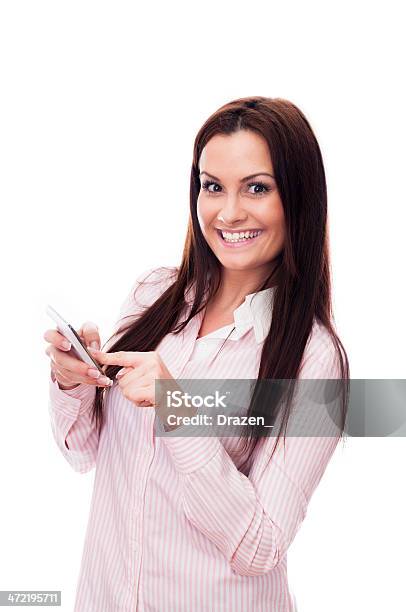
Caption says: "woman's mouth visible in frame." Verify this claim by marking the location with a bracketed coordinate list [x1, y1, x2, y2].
[216, 228, 264, 248]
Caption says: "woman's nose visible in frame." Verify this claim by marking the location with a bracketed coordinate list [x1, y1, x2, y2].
[218, 195, 248, 225]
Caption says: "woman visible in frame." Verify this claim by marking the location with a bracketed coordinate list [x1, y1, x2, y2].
[44, 96, 349, 612]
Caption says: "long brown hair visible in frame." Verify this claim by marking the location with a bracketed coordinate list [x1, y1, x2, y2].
[93, 96, 350, 469]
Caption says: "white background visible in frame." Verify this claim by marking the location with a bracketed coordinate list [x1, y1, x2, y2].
[1, 1, 405, 610]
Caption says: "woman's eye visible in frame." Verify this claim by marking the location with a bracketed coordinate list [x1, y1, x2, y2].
[247, 182, 270, 195]
[201, 180, 221, 193]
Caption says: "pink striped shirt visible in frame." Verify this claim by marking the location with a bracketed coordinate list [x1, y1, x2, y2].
[48, 266, 341, 611]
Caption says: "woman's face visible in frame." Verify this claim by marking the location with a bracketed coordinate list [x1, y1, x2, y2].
[197, 129, 286, 274]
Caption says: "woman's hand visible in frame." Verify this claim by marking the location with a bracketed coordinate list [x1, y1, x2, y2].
[44, 322, 113, 390]
[87, 348, 196, 430]
[87, 348, 174, 406]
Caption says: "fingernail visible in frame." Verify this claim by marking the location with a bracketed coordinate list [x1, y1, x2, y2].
[88, 369, 101, 379]
[116, 369, 125, 378]
[90, 341, 99, 349]
[61, 340, 71, 350]
[87, 346, 97, 352]
[100, 377, 113, 386]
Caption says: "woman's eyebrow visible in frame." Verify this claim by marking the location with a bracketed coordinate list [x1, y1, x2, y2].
[199, 171, 275, 181]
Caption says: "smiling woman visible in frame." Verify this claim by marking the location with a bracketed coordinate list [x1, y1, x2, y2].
[45, 96, 349, 612]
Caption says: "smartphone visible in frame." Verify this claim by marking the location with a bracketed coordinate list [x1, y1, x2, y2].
[46, 304, 105, 374]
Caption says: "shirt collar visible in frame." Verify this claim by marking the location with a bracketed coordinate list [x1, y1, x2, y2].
[185, 279, 276, 344]
[232, 287, 275, 343]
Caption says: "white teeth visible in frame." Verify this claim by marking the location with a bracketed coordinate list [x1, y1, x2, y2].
[220, 230, 262, 242]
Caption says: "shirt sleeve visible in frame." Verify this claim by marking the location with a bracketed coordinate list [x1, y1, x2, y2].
[48, 372, 98, 474]
[48, 265, 178, 474]
[160, 330, 344, 576]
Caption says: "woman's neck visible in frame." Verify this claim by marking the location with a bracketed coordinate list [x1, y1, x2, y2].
[214, 264, 280, 311]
